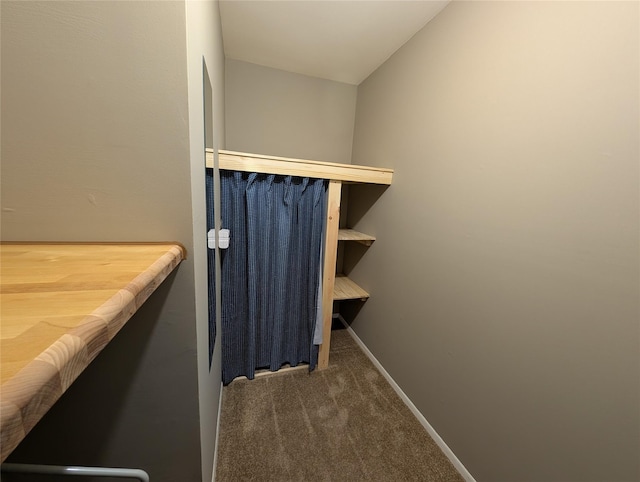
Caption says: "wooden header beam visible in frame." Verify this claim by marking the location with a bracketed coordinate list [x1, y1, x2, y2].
[206, 149, 393, 185]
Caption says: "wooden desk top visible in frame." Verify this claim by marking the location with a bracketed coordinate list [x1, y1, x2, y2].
[0, 243, 186, 462]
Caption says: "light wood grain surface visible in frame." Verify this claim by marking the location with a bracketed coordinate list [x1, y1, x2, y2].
[333, 275, 370, 301]
[338, 229, 376, 246]
[0, 243, 185, 462]
[207, 149, 394, 185]
[318, 180, 342, 370]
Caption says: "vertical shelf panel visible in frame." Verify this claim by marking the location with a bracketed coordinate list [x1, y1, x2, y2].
[318, 180, 342, 370]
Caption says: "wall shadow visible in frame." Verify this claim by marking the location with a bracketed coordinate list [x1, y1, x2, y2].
[345, 183, 389, 227]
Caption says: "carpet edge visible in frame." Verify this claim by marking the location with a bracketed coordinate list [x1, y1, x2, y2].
[335, 315, 477, 482]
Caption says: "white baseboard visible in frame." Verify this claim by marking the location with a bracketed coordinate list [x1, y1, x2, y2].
[211, 381, 224, 482]
[334, 315, 476, 482]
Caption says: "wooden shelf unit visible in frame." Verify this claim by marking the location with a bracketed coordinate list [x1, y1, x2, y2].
[338, 229, 376, 247]
[333, 275, 370, 301]
[208, 149, 392, 370]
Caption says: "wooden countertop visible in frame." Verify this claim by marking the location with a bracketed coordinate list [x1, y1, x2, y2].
[0, 243, 186, 462]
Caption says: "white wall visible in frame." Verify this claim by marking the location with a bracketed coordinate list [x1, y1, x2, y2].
[1, 2, 204, 480]
[350, 2, 639, 481]
[185, 1, 225, 481]
[225, 59, 356, 163]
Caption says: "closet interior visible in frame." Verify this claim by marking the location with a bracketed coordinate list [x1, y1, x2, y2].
[206, 149, 393, 369]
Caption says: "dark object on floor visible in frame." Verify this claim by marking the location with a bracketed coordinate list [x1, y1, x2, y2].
[216, 329, 464, 481]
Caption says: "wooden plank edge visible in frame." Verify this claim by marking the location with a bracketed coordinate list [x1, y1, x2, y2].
[206, 150, 393, 185]
[318, 181, 342, 370]
[219, 149, 392, 173]
[0, 242, 188, 260]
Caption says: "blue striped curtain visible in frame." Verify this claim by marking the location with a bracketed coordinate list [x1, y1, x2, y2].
[221, 170, 327, 385]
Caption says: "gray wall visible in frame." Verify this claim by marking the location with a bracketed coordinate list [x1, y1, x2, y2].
[349, 2, 639, 481]
[185, 1, 226, 481]
[225, 59, 356, 163]
[1, 2, 210, 480]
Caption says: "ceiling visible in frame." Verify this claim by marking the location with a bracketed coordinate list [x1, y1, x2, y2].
[219, 0, 450, 85]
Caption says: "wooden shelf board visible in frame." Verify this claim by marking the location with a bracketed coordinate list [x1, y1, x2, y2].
[333, 275, 369, 301]
[206, 149, 393, 185]
[338, 229, 376, 246]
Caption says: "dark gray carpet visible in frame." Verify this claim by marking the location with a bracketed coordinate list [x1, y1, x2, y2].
[215, 328, 464, 481]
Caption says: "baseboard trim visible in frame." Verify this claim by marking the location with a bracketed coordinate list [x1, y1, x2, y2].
[211, 381, 223, 482]
[334, 315, 476, 482]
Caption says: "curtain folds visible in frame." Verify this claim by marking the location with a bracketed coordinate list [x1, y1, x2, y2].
[221, 170, 327, 385]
